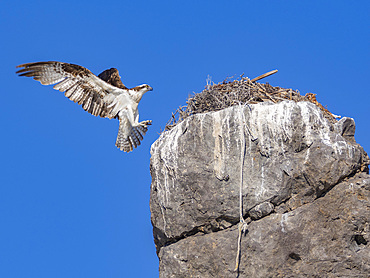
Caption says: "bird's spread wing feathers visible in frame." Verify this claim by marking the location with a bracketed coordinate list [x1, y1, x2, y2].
[16, 61, 123, 119]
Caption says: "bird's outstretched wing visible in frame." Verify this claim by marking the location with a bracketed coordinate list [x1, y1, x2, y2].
[16, 61, 123, 119]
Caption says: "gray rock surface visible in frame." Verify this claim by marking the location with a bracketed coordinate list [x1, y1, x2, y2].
[158, 173, 370, 278]
[150, 101, 369, 277]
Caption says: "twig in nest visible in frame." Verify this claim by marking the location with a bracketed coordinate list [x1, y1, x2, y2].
[251, 69, 278, 83]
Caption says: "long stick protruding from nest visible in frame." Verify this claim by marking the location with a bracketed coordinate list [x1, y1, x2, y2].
[251, 69, 278, 83]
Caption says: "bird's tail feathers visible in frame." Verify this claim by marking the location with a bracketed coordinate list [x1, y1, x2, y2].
[115, 120, 151, 152]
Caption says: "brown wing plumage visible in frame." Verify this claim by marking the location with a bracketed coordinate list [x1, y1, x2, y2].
[98, 68, 128, 90]
[16, 61, 119, 118]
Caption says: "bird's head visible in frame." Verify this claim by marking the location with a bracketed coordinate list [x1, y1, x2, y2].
[131, 84, 153, 103]
[136, 84, 153, 93]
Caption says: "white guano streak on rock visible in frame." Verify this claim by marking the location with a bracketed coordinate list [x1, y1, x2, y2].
[161, 125, 182, 202]
[249, 102, 293, 158]
[299, 102, 331, 146]
[298, 102, 357, 162]
[280, 213, 288, 233]
[264, 102, 292, 139]
[192, 113, 207, 150]
[224, 110, 232, 154]
[151, 122, 184, 235]
[212, 111, 224, 180]
[248, 102, 296, 197]
[212, 109, 234, 181]
[198, 113, 206, 141]
[331, 132, 358, 160]
[257, 165, 267, 200]
[276, 102, 296, 153]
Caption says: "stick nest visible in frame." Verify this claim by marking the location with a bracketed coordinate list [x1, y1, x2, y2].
[164, 76, 337, 131]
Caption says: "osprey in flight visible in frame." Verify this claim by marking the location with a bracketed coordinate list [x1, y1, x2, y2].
[16, 61, 153, 152]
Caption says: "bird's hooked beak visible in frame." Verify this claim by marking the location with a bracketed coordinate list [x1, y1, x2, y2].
[148, 86, 153, 91]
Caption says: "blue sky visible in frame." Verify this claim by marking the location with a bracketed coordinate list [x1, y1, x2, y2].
[1, 1, 369, 277]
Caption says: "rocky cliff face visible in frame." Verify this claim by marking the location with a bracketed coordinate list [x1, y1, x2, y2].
[150, 101, 369, 277]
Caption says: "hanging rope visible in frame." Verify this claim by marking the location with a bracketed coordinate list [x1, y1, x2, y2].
[234, 104, 249, 272]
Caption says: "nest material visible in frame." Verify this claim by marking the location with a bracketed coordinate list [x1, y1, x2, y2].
[164, 76, 337, 131]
